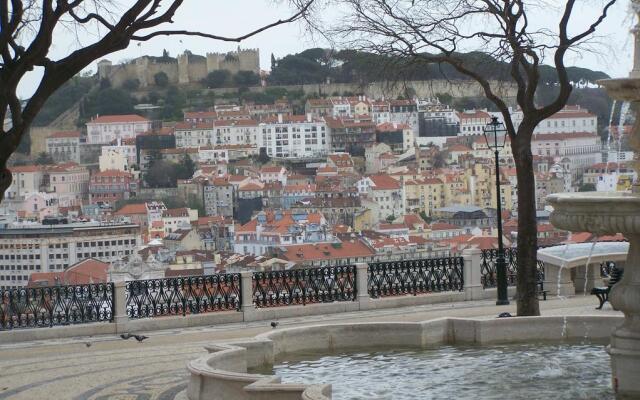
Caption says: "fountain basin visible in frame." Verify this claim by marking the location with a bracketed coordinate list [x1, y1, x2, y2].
[598, 78, 640, 102]
[547, 192, 640, 235]
[262, 343, 612, 399]
[186, 316, 623, 400]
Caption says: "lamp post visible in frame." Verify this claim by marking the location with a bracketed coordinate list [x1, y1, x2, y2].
[483, 116, 509, 306]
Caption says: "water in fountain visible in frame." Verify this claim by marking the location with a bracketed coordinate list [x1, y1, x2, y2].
[606, 100, 617, 174]
[618, 101, 631, 175]
[583, 240, 598, 295]
[557, 243, 571, 300]
[260, 344, 613, 399]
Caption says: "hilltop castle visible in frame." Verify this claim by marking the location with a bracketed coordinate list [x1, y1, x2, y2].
[97, 47, 260, 88]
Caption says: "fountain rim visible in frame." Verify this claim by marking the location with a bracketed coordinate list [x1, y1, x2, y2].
[547, 191, 640, 205]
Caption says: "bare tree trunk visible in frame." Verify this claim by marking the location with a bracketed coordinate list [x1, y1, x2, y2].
[0, 167, 11, 203]
[512, 127, 540, 316]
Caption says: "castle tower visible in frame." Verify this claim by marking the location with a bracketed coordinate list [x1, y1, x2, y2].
[97, 60, 113, 80]
[238, 48, 260, 74]
[206, 53, 221, 74]
[136, 57, 150, 87]
[177, 52, 190, 84]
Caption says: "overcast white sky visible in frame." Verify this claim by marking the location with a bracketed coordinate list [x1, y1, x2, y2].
[17, 0, 637, 97]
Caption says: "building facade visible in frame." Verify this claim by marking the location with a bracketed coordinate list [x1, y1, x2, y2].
[0, 222, 140, 289]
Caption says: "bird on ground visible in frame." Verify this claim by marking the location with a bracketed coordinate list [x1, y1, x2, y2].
[134, 335, 148, 342]
[270, 321, 279, 329]
[85, 342, 92, 348]
[120, 333, 133, 340]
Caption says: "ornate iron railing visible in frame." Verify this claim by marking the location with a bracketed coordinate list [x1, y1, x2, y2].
[126, 274, 241, 318]
[0, 283, 114, 330]
[368, 257, 464, 298]
[480, 248, 545, 289]
[252, 266, 356, 308]
[599, 261, 619, 277]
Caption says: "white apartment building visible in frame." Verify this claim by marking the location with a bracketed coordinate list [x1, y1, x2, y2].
[86, 114, 152, 144]
[46, 163, 90, 207]
[99, 148, 129, 172]
[357, 174, 406, 222]
[534, 105, 597, 135]
[532, 132, 602, 180]
[259, 114, 329, 159]
[0, 221, 141, 289]
[5, 165, 44, 201]
[101, 138, 137, 166]
[457, 110, 493, 135]
[371, 101, 391, 124]
[174, 122, 214, 148]
[214, 119, 259, 146]
[46, 131, 82, 163]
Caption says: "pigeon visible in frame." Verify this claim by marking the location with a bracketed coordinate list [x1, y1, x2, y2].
[120, 333, 133, 340]
[85, 342, 92, 348]
[270, 321, 279, 329]
[134, 335, 148, 342]
[498, 312, 513, 318]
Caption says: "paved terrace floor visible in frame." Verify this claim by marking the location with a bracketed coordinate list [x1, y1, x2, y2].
[0, 296, 621, 400]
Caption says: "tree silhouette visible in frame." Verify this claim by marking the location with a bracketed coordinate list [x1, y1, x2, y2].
[0, 0, 315, 203]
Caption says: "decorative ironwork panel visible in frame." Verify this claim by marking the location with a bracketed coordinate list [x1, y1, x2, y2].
[252, 266, 356, 308]
[368, 257, 464, 298]
[0, 283, 114, 330]
[480, 248, 545, 289]
[126, 274, 241, 318]
[599, 261, 618, 277]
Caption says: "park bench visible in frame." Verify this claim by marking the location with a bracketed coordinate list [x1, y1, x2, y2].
[591, 263, 624, 310]
[537, 280, 548, 301]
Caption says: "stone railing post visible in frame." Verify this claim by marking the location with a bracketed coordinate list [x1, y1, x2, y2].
[463, 249, 483, 301]
[114, 281, 129, 333]
[240, 271, 255, 319]
[355, 263, 371, 310]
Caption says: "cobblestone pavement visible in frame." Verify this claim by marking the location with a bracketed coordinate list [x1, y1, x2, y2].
[0, 296, 620, 400]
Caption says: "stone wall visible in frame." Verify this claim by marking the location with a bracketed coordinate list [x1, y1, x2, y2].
[101, 49, 260, 88]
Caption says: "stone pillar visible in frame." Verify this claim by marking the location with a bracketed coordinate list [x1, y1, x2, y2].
[240, 271, 255, 319]
[463, 249, 483, 300]
[355, 263, 372, 310]
[609, 234, 640, 398]
[574, 263, 602, 294]
[113, 281, 129, 333]
[544, 264, 575, 297]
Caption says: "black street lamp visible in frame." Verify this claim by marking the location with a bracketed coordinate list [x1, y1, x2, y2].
[483, 116, 509, 306]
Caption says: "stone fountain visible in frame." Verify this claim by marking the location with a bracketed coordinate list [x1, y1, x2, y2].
[547, 1, 640, 397]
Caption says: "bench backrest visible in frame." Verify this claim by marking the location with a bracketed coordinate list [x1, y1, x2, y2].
[609, 267, 624, 287]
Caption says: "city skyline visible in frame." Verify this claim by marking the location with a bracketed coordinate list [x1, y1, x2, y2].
[15, 0, 636, 98]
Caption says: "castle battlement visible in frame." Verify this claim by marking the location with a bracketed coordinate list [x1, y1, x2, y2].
[99, 48, 260, 88]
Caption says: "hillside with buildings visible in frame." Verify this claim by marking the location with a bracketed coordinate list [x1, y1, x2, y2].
[0, 90, 630, 289]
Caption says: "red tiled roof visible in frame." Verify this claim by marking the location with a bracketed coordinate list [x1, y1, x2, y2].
[457, 110, 492, 120]
[48, 131, 81, 139]
[10, 165, 42, 173]
[163, 208, 190, 218]
[89, 114, 149, 124]
[376, 122, 411, 132]
[27, 259, 109, 287]
[92, 169, 133, 178]
[279, 240, 375, 262]
[448, 144, 472, 152]
[115, 203, 147, 215]
[369, 174, 401, 190]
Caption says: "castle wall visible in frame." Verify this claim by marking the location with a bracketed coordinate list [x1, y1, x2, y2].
[103, 49, 260, 88]
[188, 61, 208, 83]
